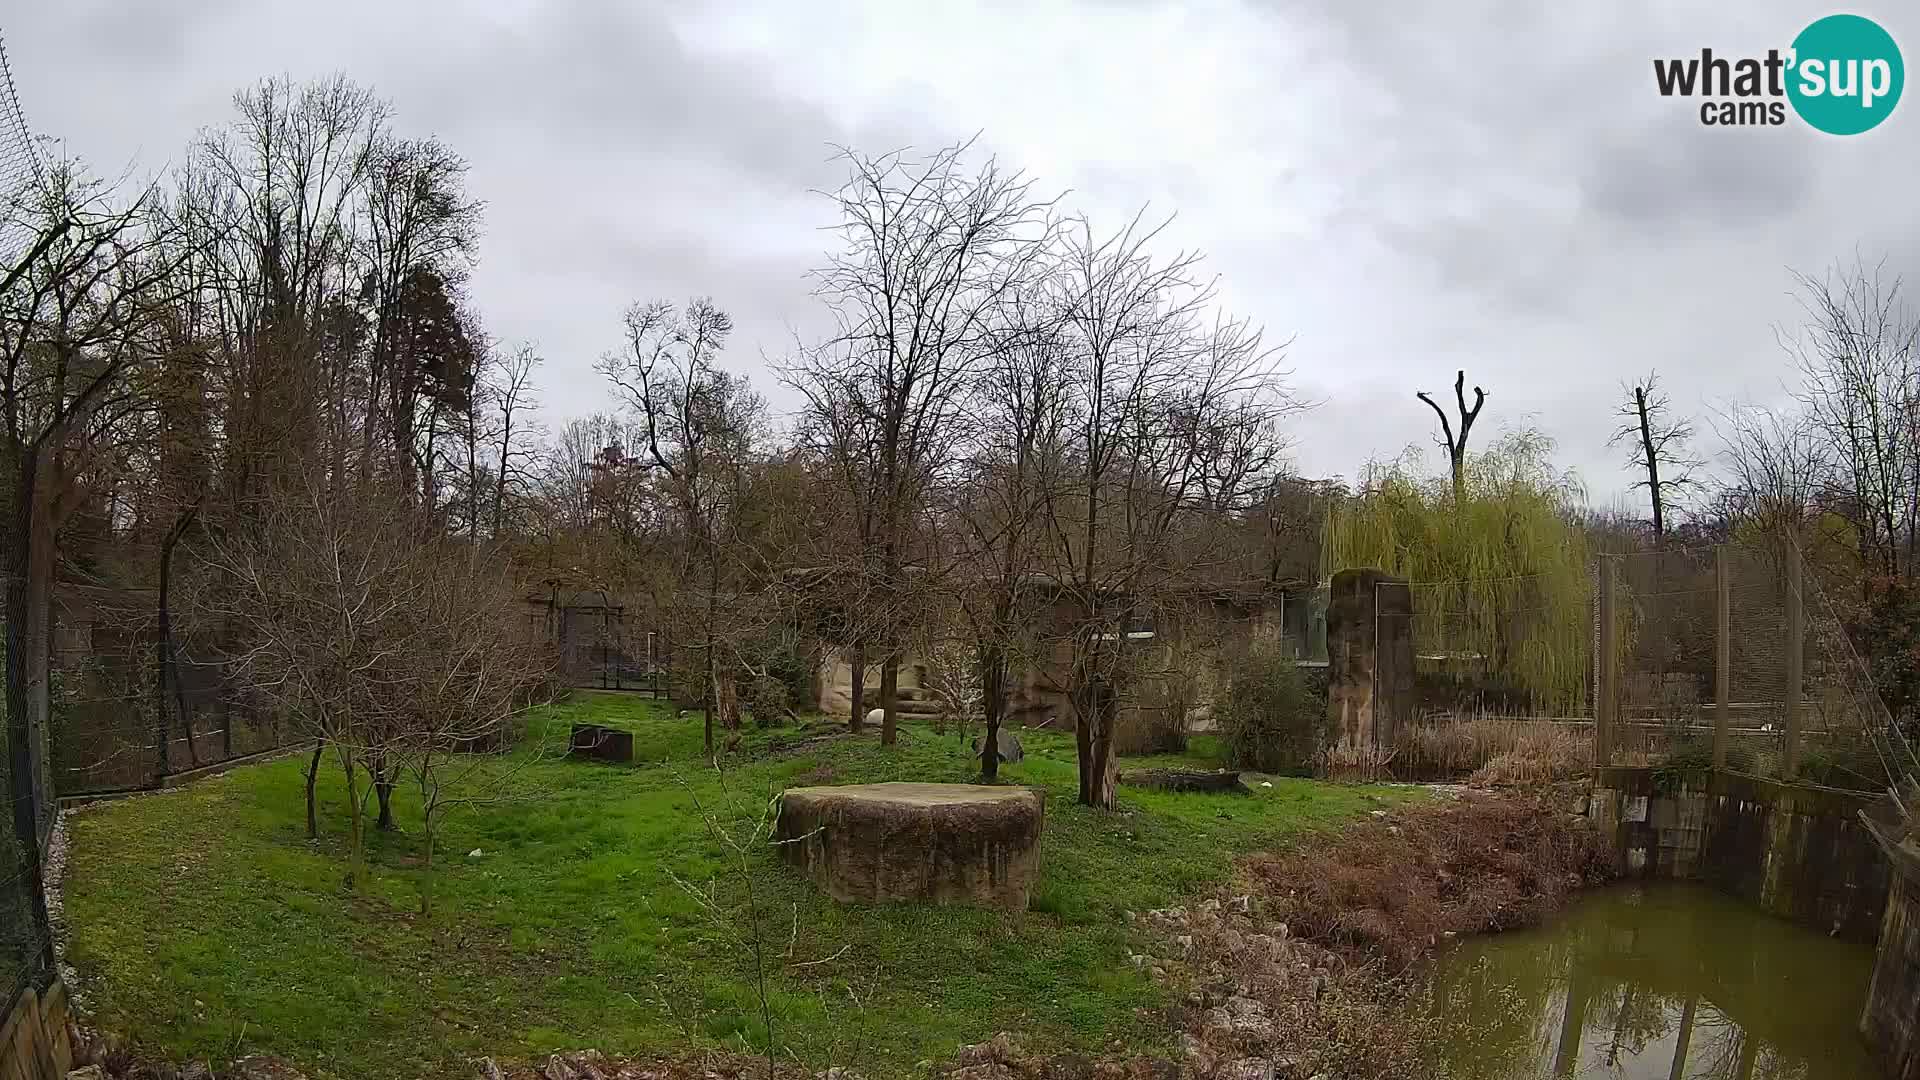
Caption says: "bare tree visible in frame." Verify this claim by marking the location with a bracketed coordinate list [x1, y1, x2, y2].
[1608, 371, 1702, 541]
[1712, 401, 1826, 546]
[598, 298, 766, 755]
[1, 160, 189, 870]
[1783, 258, 1920, 578]
[1417, 369, 1486, 504]
[1037, 212, 1294, 808]
[485, 342, 542, 536]
[944, 290, 1071, 779]
[200, 474, 543, 890]
[790, 139, 1059, 746]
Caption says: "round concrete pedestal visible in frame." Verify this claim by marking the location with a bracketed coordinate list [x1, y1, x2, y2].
[774, 782, 1044, 909]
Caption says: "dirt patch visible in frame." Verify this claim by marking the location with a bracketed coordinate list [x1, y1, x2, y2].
[1122, 785, 1616, 1079]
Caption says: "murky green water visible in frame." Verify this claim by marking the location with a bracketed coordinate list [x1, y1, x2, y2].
[1431, 883, 1879, 1079]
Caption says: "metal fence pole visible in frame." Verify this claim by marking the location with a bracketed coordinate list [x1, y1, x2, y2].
[1785, 544, 1804, 781]
[1597, 556, 1617, 768]
[1715, 544, 1731, 770]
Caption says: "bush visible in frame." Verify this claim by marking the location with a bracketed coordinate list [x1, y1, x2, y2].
[745, 675, 791, 728]
[1219, 646, 1323, 775]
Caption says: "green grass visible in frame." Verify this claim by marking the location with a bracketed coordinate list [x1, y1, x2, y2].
[62, 693, 1418, 1078]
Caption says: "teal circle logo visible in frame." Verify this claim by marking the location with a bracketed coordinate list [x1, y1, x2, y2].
[1787, 14, 1903, 134]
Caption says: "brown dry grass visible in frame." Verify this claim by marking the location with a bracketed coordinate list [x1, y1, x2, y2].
[1394, 712, 1590, 783]
[1244, 788, 1613, 970]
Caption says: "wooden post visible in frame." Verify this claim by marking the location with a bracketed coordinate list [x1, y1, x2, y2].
[1597, 557, 1617, 767]
[1714, 545, 1730, 770]
[1784, 546, 1804, 780]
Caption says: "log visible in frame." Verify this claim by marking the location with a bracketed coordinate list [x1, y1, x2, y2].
[1117, 768, 1249, 794]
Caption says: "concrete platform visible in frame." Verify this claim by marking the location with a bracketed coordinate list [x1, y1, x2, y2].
[774, 782, 1044, 909]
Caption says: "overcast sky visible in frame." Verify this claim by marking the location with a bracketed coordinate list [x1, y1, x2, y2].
[8, 1, 1917, 507]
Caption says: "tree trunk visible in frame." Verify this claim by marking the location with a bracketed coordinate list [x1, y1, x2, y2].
[879, 654, 899, 747]
[373, 755, 396, 831]
[702, 641, 716, 757]
[1635, 386, 1666, 540]
[979, 646, 1007, 782]
[342, 748, 366, 893]
[304, 743, 324, 840]
[848, 644, 868, 732]
[1072, 665, 1118, 808]
[155, 502, 201, 777]
[0, 448, 55, 977]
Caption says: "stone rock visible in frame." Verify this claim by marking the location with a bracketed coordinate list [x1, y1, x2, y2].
[953, 1031, 1019, 1065]
[1217, 1060, 1275, 1080]
[229, 1057, 308, 1080]
[865, 708, 885, 728]
[474, 1058, 507, 1080]
[946, 1067, 1015, 1080]
[776, 783, 1044, 909]
[1176, 1032, 1209, 1065]
[970, 727, 1025, 765]
[541, 1054, 580, 1080]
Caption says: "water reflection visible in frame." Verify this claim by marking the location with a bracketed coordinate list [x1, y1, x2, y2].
[1430, 884, 1878, 1079]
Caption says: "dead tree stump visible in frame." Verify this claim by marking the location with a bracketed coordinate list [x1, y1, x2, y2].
[774, 782, 1044, 909]
[1117, 768, 1249, 794]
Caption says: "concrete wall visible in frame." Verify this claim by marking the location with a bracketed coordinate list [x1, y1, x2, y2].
[0, 980, 71, 1080]
[1863, 843, 1920, 1080]
[1325, 568, 1413, 763]
[1589, 766, 1888, 942]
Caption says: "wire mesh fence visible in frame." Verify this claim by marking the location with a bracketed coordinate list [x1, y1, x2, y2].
[0, 31, 40, 267]
[0, 26, 56, 1020]
[1376, 536, 1908, 789]
[525, 592, 667, 693]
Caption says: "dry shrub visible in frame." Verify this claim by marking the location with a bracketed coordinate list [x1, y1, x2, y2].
[1244, 790, 1614, 970]
[1113, 702, 1189, 756]
[1396, 712, 1591, 781]
[1467, 727, 1588, 787]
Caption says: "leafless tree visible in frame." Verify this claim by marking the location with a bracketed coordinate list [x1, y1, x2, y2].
[789, 138, 1059, 746]
[942, 289, 1071, 779]
[1037, 212, 1295, 808]
[1608, 371, 1702, 541]
[1417, 369, 1486, 504]
[199, 474, 543, 890]
[1712, 400, 1826, 547]
[1783, 257, 1920, 578]
[1, 159, 190, 869]
[598, 298, 768, 755]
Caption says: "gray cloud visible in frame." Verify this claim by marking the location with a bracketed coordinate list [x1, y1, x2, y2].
[9, 0, 1920, 510]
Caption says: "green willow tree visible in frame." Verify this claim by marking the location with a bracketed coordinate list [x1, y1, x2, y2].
[1322, 430, 1591, 713]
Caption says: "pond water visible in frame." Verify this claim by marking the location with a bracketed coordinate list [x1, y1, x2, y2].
[1430, 883, 1879, 1079]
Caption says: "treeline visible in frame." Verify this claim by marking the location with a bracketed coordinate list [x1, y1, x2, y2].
[1, 77, 1314, 848]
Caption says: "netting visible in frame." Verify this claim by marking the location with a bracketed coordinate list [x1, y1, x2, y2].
[0, 31, 41, 267]
[0, 26, 56, 1018]
[1372, 537, 1909, 790]
[48, 580, 296, 795]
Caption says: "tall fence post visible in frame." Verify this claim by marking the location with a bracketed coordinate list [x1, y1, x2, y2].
[1714, 544, 1731, 770]
[1597, 556, 1616, 768]
[1784, 544, 1804, 781]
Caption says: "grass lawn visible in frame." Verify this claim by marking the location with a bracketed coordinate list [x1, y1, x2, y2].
[62, 693, 1418, 1078]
